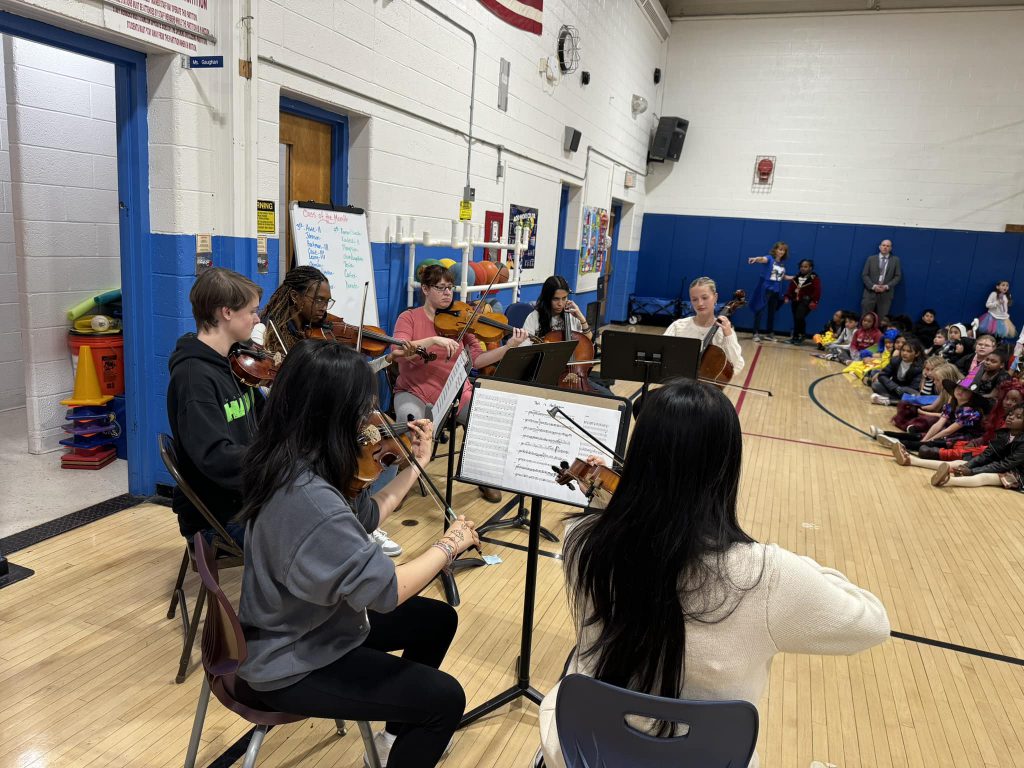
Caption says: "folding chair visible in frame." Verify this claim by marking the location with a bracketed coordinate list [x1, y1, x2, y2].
[158, 433, 244, 683]
[184, 534, 380, 768]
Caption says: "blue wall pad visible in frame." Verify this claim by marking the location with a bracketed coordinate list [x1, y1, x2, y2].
[638, 214, 1024, 334]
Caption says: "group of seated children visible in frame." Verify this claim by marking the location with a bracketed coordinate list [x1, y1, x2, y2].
[805, 286, 1023, 493]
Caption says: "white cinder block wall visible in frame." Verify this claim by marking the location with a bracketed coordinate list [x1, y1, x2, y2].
[645, 8, 1024, 231]
[0, 47, 21, 412]
[3, 37, 121, 453]
[256, 0, 667, 279]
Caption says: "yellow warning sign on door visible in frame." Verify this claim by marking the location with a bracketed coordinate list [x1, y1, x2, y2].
[257, 200, 276, 234]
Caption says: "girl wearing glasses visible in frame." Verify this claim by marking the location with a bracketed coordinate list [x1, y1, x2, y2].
[261, 266, 338, 355]
[392, 265, 528, 503]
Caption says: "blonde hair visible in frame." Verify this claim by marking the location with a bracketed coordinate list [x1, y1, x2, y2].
[689, 276, 718, 294]
[930, 362, 962, 409]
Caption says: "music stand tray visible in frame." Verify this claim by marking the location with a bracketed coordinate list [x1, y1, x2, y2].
[492, 340, 578, 386]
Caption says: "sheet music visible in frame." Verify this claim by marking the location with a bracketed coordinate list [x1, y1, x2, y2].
[460, 384, 624, 506]
[431, 350, 471, 423]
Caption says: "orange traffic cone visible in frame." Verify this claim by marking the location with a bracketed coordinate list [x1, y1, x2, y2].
[62, 345, 114, 406]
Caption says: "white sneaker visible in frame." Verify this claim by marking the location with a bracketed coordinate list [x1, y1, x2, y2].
[868, 425, 880, 438]
[752, 334, 762, 342]
[371, 529, 403, 557]
[364, 730, 453, 767]
[870, 393, 890, 406]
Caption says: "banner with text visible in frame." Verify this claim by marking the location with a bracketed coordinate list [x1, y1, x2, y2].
[104, 0, 215, 56]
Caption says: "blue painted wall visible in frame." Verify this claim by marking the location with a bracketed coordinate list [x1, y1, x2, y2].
[637, 214, 1024, 334]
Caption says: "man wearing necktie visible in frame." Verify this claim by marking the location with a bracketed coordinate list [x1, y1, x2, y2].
[861, 239, 901, 317]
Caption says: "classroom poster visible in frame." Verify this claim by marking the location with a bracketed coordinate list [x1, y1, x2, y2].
[578, 206, 609, 276]
[508, 204, 538, 270]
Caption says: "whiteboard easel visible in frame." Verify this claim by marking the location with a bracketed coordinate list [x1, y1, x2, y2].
[291, 201, 379, 326]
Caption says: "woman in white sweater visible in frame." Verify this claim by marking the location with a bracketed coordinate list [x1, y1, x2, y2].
[538, 379, 890, 768]
[664, 276, 745, 379]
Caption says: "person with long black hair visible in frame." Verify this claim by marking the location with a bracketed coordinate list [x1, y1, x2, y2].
[537, 379, 890, 768]
[519, 275, 611, 395]
[234, 340, 479, 768]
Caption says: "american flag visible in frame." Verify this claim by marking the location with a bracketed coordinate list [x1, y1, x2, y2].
[478, 0, 542, 35]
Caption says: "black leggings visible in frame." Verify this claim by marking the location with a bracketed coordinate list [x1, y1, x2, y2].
[253, 597, 464, 768]
[791, 299, 813, 338]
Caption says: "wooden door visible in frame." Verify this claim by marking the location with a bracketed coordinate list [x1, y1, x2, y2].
[279, 112, 332, 270]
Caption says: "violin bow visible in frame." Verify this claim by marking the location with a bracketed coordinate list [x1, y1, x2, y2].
[356, 281, 369, 352]
[450, 265, 504, 351]
[370, 410, 485, 557]
[266, 318, 289, 355]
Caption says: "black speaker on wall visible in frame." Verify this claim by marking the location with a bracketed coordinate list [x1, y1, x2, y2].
[649, 117, 688, 162]
[564, 126, 582, 153]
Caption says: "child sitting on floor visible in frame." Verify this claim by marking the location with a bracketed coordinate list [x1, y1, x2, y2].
[926, 328, 947, 357]
[876, 379, 986, 454]
[844, 331, 896, 381]
[890, 404, 1024, 491]
[870, 360, 961, 439]
[870, 338, 924, 405]
[813, 309, 848, 349]
[829, 311, 882, 363]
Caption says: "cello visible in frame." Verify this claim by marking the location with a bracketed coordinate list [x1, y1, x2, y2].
[544, 310, 596, 392]
[697, 290, 747, 388]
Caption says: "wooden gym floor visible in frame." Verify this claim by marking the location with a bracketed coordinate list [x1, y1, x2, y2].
[2, 331, 1023, 768]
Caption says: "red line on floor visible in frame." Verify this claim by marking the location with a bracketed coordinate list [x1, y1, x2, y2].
[734, 344, 762, 414]
[743, 431, 890, 457]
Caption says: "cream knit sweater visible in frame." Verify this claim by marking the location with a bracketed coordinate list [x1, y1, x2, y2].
[664, 316, 745, 375]
[539, 542, 890, 768]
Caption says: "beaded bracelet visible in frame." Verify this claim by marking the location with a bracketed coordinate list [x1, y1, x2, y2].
[431, 539, 457, 567]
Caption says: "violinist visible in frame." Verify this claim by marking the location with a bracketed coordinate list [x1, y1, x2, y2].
[166, 267, 265, 546]
[261, 265, 410, 556]
[235, 340, 478, 768]
[538, 379, 890, 768]
[520, 275, 611, 395]
[260, 265, 416, 367]
[392, 264, 528, 502]
[664, 276, 745, 381]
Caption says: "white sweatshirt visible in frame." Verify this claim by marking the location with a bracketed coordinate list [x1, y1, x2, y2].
[663, 316, 745, 375]
[539, 542, 890, 768]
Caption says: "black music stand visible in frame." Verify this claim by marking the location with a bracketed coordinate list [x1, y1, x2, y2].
[600, 331, 701, 416]
[477, 340, 580, 542]
[456, 379, 630, 728]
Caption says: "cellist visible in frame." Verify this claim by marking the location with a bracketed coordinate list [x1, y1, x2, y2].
[519, 275, 612, 395]
[664, 276, 745, 382]
[392, 264, 527, 503]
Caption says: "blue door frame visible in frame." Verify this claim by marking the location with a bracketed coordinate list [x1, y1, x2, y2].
[0, 12, 153, 493]
[279, 97, 349, 206]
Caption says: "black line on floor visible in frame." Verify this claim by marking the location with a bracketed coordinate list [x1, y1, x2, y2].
[0, 492, 169, 555]
[807, 371, 873, 439]
[891, 630, 1024, 667]
[205, 726, 262, 767]
[479, 535, 563, 561]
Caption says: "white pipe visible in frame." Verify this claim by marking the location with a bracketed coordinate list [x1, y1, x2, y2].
[450, 220, 459, 248]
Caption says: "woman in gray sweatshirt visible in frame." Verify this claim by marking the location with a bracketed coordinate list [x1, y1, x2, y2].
[234, 340, 480, 768]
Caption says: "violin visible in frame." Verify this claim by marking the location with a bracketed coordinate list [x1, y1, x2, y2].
[697, 290, 747, 389]
[434, 300, 544, 346]
[553, 458, 620, 501]
[544, 310, 595, 392]
[228, 343, 283, 387]
[348, 412, 417, 498]
[308, 313, 436, 364]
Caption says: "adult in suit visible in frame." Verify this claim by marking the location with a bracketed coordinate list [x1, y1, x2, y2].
[861, 239, 901, 317]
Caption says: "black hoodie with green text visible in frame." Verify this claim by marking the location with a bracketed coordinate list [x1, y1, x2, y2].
[167, 334, 263, 537]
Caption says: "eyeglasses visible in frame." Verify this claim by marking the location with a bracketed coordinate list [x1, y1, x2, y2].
[310, 297, 335, 309]
[430, 284, 455, 294]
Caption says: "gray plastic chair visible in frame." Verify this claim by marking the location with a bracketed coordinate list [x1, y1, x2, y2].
[555, 674, 758, 768]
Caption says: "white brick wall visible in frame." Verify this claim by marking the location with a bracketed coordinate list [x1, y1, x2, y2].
[0, 42, 22, 412]
[257, 0, 666, 280]
[645, 8, 1024, 231]
[3, 36, 120, 453]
